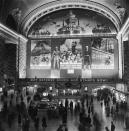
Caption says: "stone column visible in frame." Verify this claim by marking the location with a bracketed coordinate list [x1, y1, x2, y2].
[125, 93, 129, 128]
[124, 34, 129, 129]
[117, 33, 123, 79]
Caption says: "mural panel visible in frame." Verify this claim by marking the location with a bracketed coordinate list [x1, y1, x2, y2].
[91, 38, 115, 69]
[28, 37, 118, 78]
[60, 39, 82, 69]
[28, 9, 117, 36]
[30, 40, 51, 69]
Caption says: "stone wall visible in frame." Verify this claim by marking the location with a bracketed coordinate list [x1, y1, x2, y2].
[4, 43, 16, 80]
[123, 41, 129, 82]
[0, 38, 5, 86]
[0, 39, 16, 86]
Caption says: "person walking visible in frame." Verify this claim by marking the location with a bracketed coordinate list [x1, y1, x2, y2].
[57, 124, 63, 131]
[65, 98, 69, 109]
[65, 126, 68, 131]
[70, 101, 73, 115]
[62, 108, 67, 124]
[34, 116, 39, 130]
[7, 113, 12, 128]
[88, 106, 91, 114]
[42, 116, 47, 131]
[111, 121, 115, 131]
[105, 126, 110, 131]
[18, 113, 21, 127]
[25, 117, 30, 131]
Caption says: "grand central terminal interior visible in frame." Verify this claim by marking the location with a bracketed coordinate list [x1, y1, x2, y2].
[0, 0, 129, 131]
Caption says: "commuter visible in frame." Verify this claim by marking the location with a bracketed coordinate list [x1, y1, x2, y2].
[0, 121, 4, 131]
[74, 104, 78, 115]
[78, 123, 85, 131]
[77, 101, 80, 112]
[91, 104, 94, 114]
[93, 112, 101, 131]
[65, 126, 68, 131]
[18, 113, 21, 127]
[87, 99, 88, 108]
[22, 118, 26, 131]
[113, 97, 116, 105]
[90, 95, 93, 104]
[81, 98, 85, 108]
[106, 106, 110, 117]
[62, 107, 67, 124]
[60, 102, 63, 108]
[22, 117, 30, 131]
[57, 124, 63, 131]
[111, 121, 115, 131]
[42, 116, 47, 131]
[7, 113, 12, 128]
[34, 116, 39, 130]
[88, 106, 91, 114]
[105, 126, 110, 131]
[87, 114, 92, 127]
[100, 101, 103, 107]
[65, 98, 69, 109]
[25, 117, 30, 131]
[70, 101, 73, 113]
[79, 111, 84, 123]
[111, 106, 114, 116]
[116, 102, 119, 114]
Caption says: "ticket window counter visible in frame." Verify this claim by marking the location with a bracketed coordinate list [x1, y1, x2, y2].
[58, 89, 80, 97]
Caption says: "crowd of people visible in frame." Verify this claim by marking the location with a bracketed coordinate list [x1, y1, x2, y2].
[0, 88, 127, 131]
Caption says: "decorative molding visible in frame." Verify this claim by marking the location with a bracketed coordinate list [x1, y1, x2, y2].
[0, 23, 28, 79]
[19, 39, 27, 78]
[28, 33, 117, 39]
[118, 17, 129, 41]
[0, 23, 28, 44]
[11, 8, 22, 23]
[19, 0, 121, 36]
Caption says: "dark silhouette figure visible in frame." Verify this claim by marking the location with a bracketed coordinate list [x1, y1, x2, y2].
[62, 107, 67, 124]
[18, 113, 21, 126]
[111, 121, 115, 131]
[65, 126, 68, 131]
[8, 113, 12, 128]
[105, 126, 110, 131]
[70, 101, 73, 114]
[42, 117, 47, 131]
[65, 98, 69, 109]
[57, 125, 63, 131]
[35, 116, 39, 130]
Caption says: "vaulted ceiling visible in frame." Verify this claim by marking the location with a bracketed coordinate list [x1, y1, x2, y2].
[1, 0, 128, 36]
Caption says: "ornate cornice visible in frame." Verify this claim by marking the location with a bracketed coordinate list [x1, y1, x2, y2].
[0, 23, 28, 44]
[19, 0, 121, 36]
[118, 17, 129, 41]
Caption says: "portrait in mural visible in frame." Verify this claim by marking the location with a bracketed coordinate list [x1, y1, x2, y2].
[30, 40, 51, 69]
[60, 39, 82, 69]
[51, 46, 60, 70]
[83, 45, 91, 69]
[91, 38, 115, 69]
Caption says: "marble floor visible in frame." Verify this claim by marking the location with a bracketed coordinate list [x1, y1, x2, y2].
[0, 98, 129, 131]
